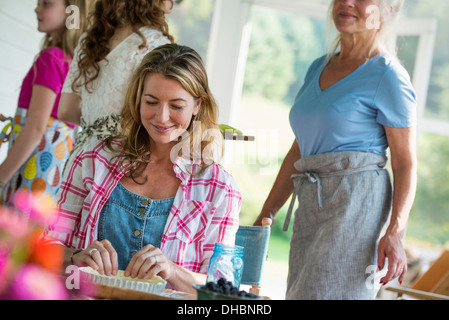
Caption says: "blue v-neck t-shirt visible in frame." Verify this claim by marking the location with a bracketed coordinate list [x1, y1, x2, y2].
[289, 51, 416, 158]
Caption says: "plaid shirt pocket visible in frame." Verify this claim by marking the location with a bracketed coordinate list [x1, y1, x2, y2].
[175, 200, 214, 244]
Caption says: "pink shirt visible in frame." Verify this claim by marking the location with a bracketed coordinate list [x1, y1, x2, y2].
[18, 47, 73, 126]
[44, 140, 241, 274]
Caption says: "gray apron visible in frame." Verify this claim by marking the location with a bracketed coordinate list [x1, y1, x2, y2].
[284, 151, 392, 300]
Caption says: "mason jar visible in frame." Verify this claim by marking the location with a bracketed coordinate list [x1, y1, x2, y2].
[206, 243, 244, 288]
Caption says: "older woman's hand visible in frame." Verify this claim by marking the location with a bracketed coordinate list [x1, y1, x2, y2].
[71, 240, 118, 276]
[377, 232, 407, 286]
[124, 244, 174, 281]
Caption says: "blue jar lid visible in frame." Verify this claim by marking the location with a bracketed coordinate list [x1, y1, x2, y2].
[214, 243, 244, 256]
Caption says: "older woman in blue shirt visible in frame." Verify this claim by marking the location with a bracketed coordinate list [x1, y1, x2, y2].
[255, 0, 417, 299]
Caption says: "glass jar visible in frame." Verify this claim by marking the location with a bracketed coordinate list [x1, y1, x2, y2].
[206, 243, 244, 288]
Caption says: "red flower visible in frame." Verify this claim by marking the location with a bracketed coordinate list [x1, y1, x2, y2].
[27, 231, 64, 274]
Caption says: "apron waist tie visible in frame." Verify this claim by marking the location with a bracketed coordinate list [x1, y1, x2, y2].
[283, 165, 382, 232]
[283, 172, 322, 232]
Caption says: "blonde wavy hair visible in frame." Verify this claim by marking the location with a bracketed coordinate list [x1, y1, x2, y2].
[106, 44, 222, 181]
[41, 0, 94, 58]
[71, 0, 174, 93]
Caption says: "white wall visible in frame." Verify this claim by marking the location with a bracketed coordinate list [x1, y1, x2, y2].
[0, 0, 42, 160]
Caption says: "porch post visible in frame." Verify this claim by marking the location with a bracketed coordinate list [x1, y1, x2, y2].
[206, 0, 252, 125]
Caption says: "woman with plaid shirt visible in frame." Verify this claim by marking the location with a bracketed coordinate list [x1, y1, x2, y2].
[44, 44, 241, 293]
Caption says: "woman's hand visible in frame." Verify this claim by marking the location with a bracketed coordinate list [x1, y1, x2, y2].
[124, 244, 173, 280]
[71, 240, 118, 276]
[377, 232, 407, 286]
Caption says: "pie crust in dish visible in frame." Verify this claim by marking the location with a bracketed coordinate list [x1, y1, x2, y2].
[80, 267, 167, 295]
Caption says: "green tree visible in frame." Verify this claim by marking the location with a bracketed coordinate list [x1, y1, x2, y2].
[243, 8, 327, 104]
[433, 63, 449, 119]
[243, 8, 295, 102]
[408, 133, 449, 245]
[167, 0, 215, 58]
[278, 14, 327, 104]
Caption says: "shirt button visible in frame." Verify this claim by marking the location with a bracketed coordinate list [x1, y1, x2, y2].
[139, 208, 146, 214]
[141, 199, 149, 206]
[133, 230, 141, 237]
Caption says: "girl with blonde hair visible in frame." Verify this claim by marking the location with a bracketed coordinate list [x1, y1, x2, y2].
[45, 44, 240, 294]
[0, 0, 93, 206]
[58, 0, 175, 176]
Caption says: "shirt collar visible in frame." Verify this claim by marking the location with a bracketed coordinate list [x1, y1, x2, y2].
[173, 157, 205, 181]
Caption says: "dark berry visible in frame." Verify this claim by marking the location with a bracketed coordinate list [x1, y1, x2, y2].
[203, 278, 257, 299]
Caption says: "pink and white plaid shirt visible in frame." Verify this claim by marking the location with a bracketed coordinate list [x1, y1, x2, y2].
[44, 140, 241, 274]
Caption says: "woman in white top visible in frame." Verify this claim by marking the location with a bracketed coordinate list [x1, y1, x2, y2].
[58, 0, 174, 173]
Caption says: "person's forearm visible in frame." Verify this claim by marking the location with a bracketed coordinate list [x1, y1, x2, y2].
[386, 162, 417, 237]
[384, 126, 418, 238]
[58, 93, 82, 126]
[0, 85, 55, 185]
[0, 124, 46, 184]
[58, 106, 81, 125]
[168, 262, 207, 293]
[62, 246, 79, 268]
[255, 141, 301, 225]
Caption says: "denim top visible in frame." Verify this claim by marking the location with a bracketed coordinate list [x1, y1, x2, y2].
[98, 181, 174, 270]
